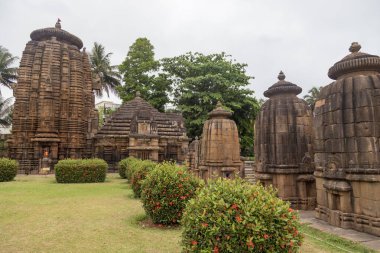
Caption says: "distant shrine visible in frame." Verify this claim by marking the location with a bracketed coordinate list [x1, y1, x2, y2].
[8, 20, 99, 173]
[94, 92, 189, 169]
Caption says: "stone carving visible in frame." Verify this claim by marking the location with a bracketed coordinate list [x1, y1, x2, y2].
[188, 102, 243, 181]
[94, 93, 189, 169]
[254, 71, 315, 210]
[7, 20, 99, 173]
[314, 42, 380, 236]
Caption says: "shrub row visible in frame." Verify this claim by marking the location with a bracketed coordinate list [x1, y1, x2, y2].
[130, 159, 156, 198]
[55, 158, 107, 183]
[118, 157, 139, 179]
[0, 158, 18, 182]
[181, 178, 303, 252]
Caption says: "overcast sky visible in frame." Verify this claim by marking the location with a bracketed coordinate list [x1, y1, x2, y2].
[1, 0, 380, 103]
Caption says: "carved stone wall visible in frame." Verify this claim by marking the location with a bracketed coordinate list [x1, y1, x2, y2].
[188, 102, 242, 181]
[94, 93, 189, 169]
[314, 42, 380, 236]
[254, 72, 315, 210]
[8, 20, 99, 173]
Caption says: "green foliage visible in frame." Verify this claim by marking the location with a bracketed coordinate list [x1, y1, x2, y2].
[117, 38, 171, 111]
[0, 46, 18, 91]
[141, 162, 201, 225]
[303, 86, 322, 111]
[181, 178, 303, 253]
[0, 96, 13, 127]
[98, 106, 116, 127]
[55, 159, 108, 183]
[90, 42, 121, 97]
[118, 157, 139, 179]
[130, 159, 157, 198]
[161, 52, 260, 156]
[0, 158, 18, 182]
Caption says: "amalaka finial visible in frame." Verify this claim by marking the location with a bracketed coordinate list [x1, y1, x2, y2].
[349, 42, 361, 53]
[136, 91, 141, 97]
[216, 101, 223, 108]
[55, 18, 61, 29]
[278, 71, 286, 81]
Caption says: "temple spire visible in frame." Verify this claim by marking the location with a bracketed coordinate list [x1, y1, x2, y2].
[55, 18, 61, 29]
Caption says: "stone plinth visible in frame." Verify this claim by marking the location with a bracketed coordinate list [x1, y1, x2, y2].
[191, 102, 242, 181]
[314, 42, 380, 236]
[254, 72, 315, 210]
[8, 20, 99, 173]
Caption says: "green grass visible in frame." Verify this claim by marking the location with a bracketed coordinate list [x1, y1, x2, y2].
[0, 174, 376, 253]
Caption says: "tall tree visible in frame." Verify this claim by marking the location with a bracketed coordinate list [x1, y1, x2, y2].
[0, 46, 18, 92]
[0, 96, 13, 127]
[118, 38, 171, 112]
[303, 86, 322, 111]
[90, 42, 121, 97]
[161, 52, 260, 156]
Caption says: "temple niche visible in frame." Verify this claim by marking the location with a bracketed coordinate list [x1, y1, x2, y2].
[8, 20, 99, 173]
[254, 72, 315, 210]
[314, 42, 380, 236]
[94, 92, 189, 169]
[188, 102, 243, 181]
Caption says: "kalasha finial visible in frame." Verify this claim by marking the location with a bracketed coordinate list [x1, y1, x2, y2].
[278, 71, 286, 81]
[136, 91, 141, 97]
[55, 18, 61, 29]
[349, 42, 361, 53]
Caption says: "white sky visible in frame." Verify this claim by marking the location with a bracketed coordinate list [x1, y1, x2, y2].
[1, 0, 380, 103]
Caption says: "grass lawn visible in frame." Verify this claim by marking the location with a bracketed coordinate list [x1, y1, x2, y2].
[0, 174, 376, 253]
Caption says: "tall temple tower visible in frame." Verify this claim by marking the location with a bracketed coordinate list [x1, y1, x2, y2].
[254, 72, 315, 210]
[8, 20, 99, 173]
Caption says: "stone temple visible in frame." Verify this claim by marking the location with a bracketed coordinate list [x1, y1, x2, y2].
[94, 92, 189, 169]
[254, 72, 315, 210]
[188, 102, 242, 181]
[8, 20, 99, 173]
[314, 42, 380, 235]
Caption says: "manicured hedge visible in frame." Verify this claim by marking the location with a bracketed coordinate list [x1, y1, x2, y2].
[181, 178, 303, 252]
[0, 158, 18, 182]
[118, 157, 139, 179]
[141, 162, 201, 225]
[55, 159, 107, 183]
[130, 159, 156, 198]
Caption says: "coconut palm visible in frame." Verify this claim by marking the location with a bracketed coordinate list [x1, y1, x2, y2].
[304, 86, 322, 111]
[90, 42, 121, 97]
[0, 96, 13, 127]
[0, 46, 18, 92]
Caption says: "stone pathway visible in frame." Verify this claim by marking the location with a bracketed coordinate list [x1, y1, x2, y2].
[300, 211, 380, 252]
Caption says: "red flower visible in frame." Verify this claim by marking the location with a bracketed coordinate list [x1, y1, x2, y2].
[231, 203, 238, 210]
[288, 208, 293, 212]
[191, 240, 198, 246]
[180, 196, 186, 200]
[235, 215, 242, 222]
[213, 246, 219, 253]
[263, 234, 269, 239]
[169, 202, 174, 206]
[201, 223, 208, 228]
[247, 240, 255, 249]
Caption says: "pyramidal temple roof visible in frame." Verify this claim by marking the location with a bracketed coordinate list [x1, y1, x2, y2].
[95, 94, 187, 138]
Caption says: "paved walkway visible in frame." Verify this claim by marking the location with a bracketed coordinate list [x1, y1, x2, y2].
[300, 211, 380, 252]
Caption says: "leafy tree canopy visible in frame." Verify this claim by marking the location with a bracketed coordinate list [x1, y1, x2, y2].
[0, 46, 18, 93]
[161, 52, 260, 156]
[118, 38, 171, 112]
[303, 86, 322, 111]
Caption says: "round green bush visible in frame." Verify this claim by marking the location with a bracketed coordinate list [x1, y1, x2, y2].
[181, 178, 303, 253]
[118, 157, 139, 179]
[0, 158, 18, 182]
[141, 162, 201, 225]
[130, 160, 156, 198]
[55, 158, 108, 183]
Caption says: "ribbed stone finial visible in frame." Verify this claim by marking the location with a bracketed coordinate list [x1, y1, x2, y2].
[136, 91, 141, 97]
[216, 101, 223, 108]
[349, 42, 361, 53]
[278, 71, 286, 81]
[55, 18, 61, 29]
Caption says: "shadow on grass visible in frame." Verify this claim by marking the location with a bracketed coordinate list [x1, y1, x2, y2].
[131, 213, 181, 231]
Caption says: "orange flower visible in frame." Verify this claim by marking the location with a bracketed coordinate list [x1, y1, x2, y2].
[231, 203, 238, 210]
[247, 240, 255, 249]
[191, 240, 198, 246]
[235, 215, 242, 222]
[213, 246, 219, 253]
[263, 234, 269, 239]
[201, 223, 208, 228]
[288, 208, 293, 212]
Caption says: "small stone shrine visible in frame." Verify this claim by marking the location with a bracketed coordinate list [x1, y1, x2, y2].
[94, 93, 189, 169]
[8, 20, 99, 173]
[314, 42, 380, 235]
[189, 102, 242, 181]
[254, 71, 315, 210]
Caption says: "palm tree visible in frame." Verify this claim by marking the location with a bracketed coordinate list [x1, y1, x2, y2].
[0, 96, 13, 127]
[90, 42, 121, 97]
[304, 86, 322, 111]
[0, 46, 18, 92]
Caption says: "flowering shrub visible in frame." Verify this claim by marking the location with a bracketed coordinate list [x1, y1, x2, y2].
[0, 158, 18, 182]
[130, 159, 156, 198]
[55, 159, 107, 183]
[141, 162, 201, 225]
[118, 157, 138, 179]
[181, 178, 303, 253]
